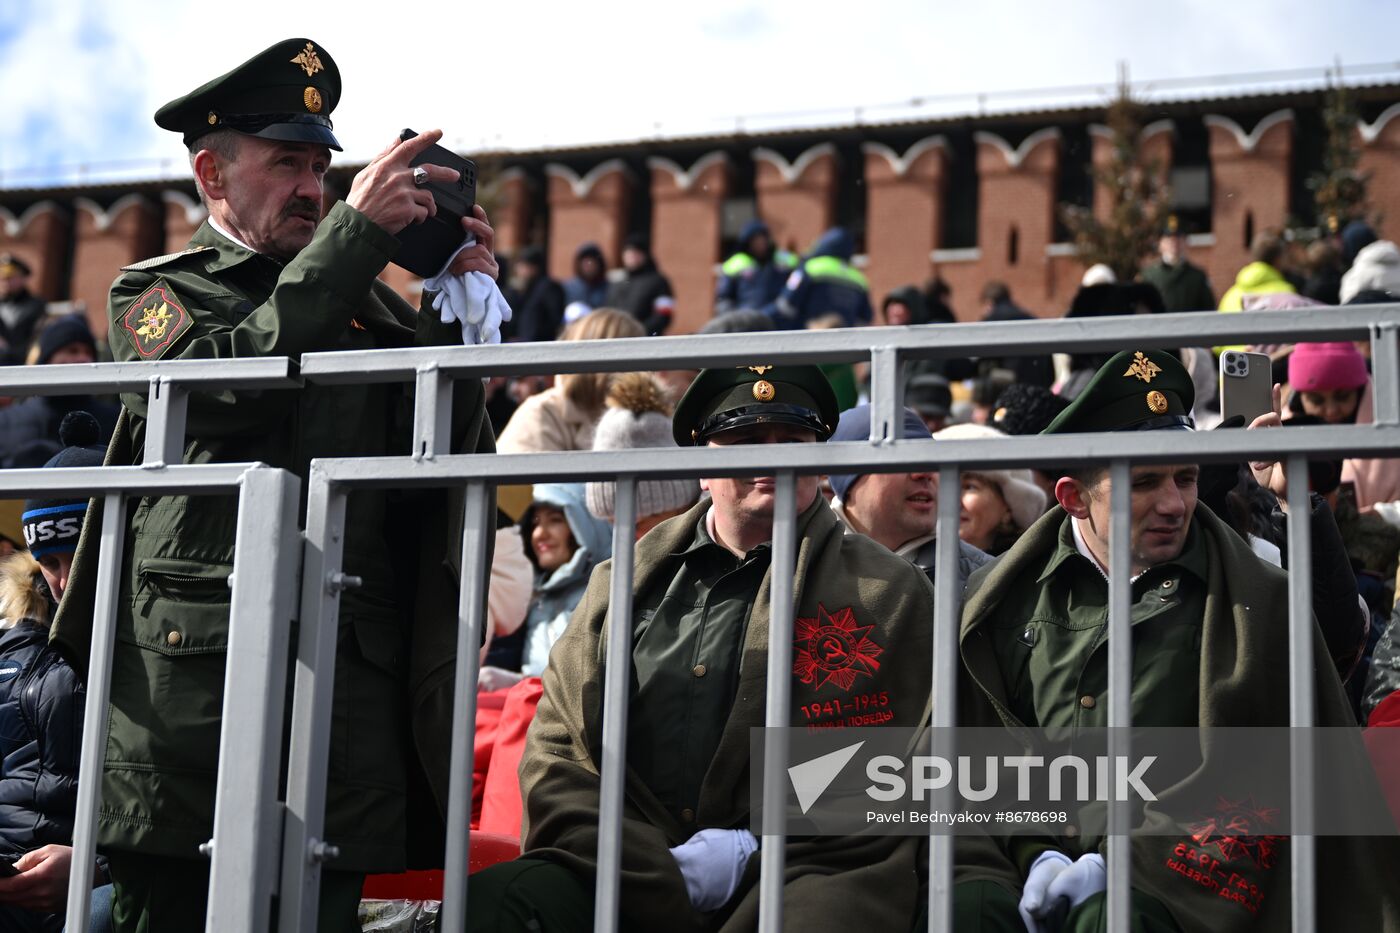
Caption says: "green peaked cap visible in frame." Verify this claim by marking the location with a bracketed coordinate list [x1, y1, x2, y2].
[673, 364, 839, 446]
[1041, 349, 1195, 434]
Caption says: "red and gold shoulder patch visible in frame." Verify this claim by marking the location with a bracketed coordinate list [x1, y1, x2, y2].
[119, 280, 192, 360]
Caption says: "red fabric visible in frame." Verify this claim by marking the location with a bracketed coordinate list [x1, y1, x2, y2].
[361, 835, 522, 899]
[477, 676, 545, 837]
[471, 688, 509, 828]
[1364, 690, 1400, 829]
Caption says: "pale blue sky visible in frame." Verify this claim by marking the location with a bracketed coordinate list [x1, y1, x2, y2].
[1, 0, 1397, 187]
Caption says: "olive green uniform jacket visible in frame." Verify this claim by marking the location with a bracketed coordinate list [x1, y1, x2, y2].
[50, 202, 493, 871]
[954, 504, 1400, 932]
[520, 497, 935, 932]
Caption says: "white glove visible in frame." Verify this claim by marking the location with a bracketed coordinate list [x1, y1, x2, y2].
[1045, 853, 1106, 912]
[669, 828, 759, 912]
[1017, 850, 1071, 933]
[422, 236, 513, 346]
[477, 665, 524, 693]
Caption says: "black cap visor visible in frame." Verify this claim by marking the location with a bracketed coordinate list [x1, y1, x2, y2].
[196, 112, 341, 150]
[696, 404, 830, 443]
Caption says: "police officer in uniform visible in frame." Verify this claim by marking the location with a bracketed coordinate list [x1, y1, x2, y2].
[51, 38, 497, 931]
[951, 350, 1400, 933]
[469, 365, 937, 932]
[714, 220, 796, 315]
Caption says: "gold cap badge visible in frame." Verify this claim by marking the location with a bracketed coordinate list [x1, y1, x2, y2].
[207, 111, 218, 125]
[304, 87, 323, 113]
[748, 365, 773, 375]
[290, 42, 324, 77]
[1124, 351, 1162, 384]
[753, 380, 775, 402]
[1146, 390, 1169, 414]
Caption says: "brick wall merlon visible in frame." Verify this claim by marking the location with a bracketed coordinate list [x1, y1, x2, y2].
[974, 127, 1062, 174]
[647, 151, 729, 196]
[1359, 102, 1400, 146]
[751, 143, 838, 187]
[1203, 110, 1294, 158]
[862, 136, 948, 184]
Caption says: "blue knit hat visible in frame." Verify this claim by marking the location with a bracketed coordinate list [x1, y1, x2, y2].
[22, 412, 105, 558]
[826, 404, 931, 502]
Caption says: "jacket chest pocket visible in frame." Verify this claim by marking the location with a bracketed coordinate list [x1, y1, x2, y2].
[128, 557, 233, 655]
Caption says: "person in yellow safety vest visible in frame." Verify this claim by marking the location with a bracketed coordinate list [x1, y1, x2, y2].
[765, 227, 873, 330]
[714, 220, 797, 314]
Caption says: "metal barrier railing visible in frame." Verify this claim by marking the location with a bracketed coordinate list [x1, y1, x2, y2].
[4, 305, 1399, 932]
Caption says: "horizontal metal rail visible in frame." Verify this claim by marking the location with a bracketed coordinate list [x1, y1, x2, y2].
[0, 463, 266, 497]
[0, 357, 298, 396]
[296, 306, 1400, 381]
[308, 423, 1400, 488]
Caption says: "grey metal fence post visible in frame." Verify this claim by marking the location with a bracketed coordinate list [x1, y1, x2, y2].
[440, 481, 495, 933]
[869, 346, 904, 444]
[142, 375, 189, 466]
[593, 477, 638, 933]
[1106, 460, 1133, 933]
[1285, 455, 1316, 933]
[64, 494, 126, 933]
[279, 470, 349, 932]
[413, 364, 454, 460]
[1371, 321, 1400, 426]
[206, 466, 303, 933]
[927, 463, 963, 931]
[758, 472, 798, 933]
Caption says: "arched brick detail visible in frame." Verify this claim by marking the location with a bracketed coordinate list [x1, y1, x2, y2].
[1206, 110, 1293, 293]
[752, 144, 838, 255]
[648, 152, 730, 333]
[545, 161, 634, 281]
[863, 137, 948, 308]
[974, 129, 1061, 313]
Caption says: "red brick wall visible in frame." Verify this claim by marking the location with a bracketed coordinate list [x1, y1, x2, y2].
[863, 137, 947, 313]
[545, 161, 634, 283]
[72, 197, 162, 338]
[650, 153, 729, 335]
[493, 169, 533, 256]
[163, 192, 205, 253]
[0, 202, 69, 302]
[1358, 105, 1400, 238]
[1206, 110, 1294, 293]
[974, 129, 1062, 315]
[754, 144, 838, 256]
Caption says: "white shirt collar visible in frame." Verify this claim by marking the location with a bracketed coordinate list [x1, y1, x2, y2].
[206, 215, 257, 254]
[1070, 515, 1146, 583]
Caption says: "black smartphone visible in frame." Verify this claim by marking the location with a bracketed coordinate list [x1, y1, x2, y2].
[391, 128, 478, 278]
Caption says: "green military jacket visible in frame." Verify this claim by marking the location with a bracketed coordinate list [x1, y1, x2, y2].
[955, 505, 1400, 933]
[51, 201, 492, 870]
[520, 497, 936, 933]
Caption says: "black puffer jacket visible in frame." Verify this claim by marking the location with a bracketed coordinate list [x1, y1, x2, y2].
[0, 557, 83, 862]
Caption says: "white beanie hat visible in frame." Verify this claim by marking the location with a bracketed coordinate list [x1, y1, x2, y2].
[1081, 263, 1117, 287]
[1340, 240, 1400, 304]
[586, 373, 700, 522]
[930, 423, 1047, 531]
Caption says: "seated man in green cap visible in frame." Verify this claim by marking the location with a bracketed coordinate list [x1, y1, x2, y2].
[951, 349, 1400, 932]
[49, 37, 498, 932]
[468, 364, 937, 932]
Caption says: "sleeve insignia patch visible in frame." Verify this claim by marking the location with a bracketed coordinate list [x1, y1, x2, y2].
[120, 280, 193, 360]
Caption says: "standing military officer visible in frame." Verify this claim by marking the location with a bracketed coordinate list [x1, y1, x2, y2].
[951, 350, 1400, 932]
[50, 38, 498, 932]
[468, 365, 936, 932]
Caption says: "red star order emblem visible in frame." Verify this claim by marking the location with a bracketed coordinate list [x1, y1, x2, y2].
[793, 604, 882, 692]
[1187, 796, 1285, 870]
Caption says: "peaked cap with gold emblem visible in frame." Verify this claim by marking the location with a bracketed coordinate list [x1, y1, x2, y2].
[154, 38, 342, 150]
[672, 364, 840, 446]
[1041, 349, 1194, 434]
